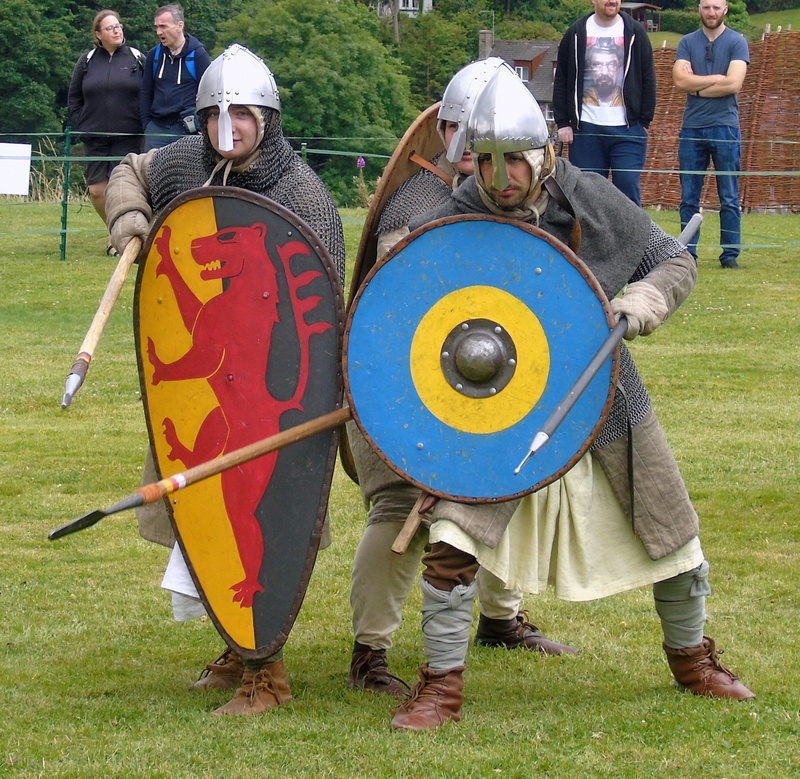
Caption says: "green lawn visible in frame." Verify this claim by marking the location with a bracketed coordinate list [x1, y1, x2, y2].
[1, 200, 799, 777]
[750, 7, 800, 31]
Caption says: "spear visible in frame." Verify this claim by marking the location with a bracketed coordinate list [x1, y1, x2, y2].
[514, 212, 704, 474]
[48, 407, 351, 540]
[61, 237, 142, 409]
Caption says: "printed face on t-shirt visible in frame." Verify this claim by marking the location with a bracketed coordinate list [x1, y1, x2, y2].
[585, 37, 624, 105]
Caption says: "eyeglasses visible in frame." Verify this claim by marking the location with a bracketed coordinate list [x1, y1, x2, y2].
[705, 41, 714, 61]
[101, 23, 123, 33]
[592, 60, 620, 72]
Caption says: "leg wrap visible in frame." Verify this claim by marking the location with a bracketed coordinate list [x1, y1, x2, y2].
[421, 578, 478, 670]
[653, 560, 711, 649]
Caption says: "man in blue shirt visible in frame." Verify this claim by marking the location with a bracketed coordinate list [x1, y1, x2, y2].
[673, 0, 750, 269]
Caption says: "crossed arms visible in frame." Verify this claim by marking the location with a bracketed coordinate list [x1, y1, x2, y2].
[672, 58, 747, 98]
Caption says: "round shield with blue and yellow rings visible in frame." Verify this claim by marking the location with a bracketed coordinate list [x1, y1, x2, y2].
[344, 216, 617, 503]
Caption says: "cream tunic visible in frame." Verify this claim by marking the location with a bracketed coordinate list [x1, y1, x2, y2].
[429, 452, 703, 602]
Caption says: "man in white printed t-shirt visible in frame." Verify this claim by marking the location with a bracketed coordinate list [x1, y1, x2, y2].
[553, 0, 656, 205]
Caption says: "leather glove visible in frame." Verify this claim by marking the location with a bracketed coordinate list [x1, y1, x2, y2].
[110, 210, 150, 255]
[609, 280, 669, 340]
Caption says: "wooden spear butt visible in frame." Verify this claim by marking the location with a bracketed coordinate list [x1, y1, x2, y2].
[391, 492, 439, 555]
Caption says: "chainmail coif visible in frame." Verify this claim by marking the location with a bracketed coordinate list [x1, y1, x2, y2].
[148, 109, 345, 283]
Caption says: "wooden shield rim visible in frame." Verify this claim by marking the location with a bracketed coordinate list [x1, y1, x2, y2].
[343, 214, 620, 505]
[347, 102, 444, 308]
[341, 103, 444, 482]
[134, 186, 345, 660]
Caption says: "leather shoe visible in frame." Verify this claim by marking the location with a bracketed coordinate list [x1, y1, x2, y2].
[664, 636, 755, 700]
[475, 611, 579, 655]
[211, 658, 293, 715]
[348, 642, 410, 699]
[391, 665, 465, 731]
[190, 648, 245, 691]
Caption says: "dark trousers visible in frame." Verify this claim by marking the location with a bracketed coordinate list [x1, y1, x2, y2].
[568, 121, 649, 206]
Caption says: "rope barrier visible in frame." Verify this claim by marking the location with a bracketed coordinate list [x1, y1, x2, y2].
[3, 128, 799, 259]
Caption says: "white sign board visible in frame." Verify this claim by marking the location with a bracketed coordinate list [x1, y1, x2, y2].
[0, 143, 33, 196]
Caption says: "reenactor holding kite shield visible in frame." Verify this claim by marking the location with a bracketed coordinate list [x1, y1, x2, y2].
[345, 65, 754, 732]
[105, 44, 345, 716]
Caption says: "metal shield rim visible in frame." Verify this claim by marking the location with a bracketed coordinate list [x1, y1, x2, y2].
[343, 214, 620, 505]
[134, 186, 345, 661]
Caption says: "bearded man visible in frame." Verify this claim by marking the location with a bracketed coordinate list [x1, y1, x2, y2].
[672, 0, 750, 269]
[347, 58, 578, 701]
[389, 66, 754, 732]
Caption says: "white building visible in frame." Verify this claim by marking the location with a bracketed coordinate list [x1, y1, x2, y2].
[372, 0, 433, 18]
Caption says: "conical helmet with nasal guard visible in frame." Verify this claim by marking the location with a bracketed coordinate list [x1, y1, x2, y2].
[196, 44, 280, 152]
[437, 56, 515, 164]
[468, 66, 550, 191]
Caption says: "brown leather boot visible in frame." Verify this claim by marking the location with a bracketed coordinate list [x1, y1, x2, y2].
[475, 611, 579, 655]
[391, 665, 465, 731]
[211, 658, 293, 716]
[348, 642, 410, 699]
[664, 636, 755, 700]
[190, 648, 245, 691]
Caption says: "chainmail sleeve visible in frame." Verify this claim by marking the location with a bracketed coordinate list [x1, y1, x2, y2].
[146, 116, 345, 285]
[260, 155, 346, 284]
[591, 223, 697, 449]
[591, 344, 651, 450]
[376, 156, 453, 236]
[627, 223, 689, 284]
[147, 136, 209, 213]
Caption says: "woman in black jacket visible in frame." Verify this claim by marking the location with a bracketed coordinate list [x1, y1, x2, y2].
[67, 10, 145, 255]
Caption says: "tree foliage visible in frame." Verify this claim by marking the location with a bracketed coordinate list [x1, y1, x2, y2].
[0, 1, 75, 134]
[724, 0, 753, 33]
[397, 11, 477, 105]
[0, 0, 770, 167]
[217, 0, 416, 203]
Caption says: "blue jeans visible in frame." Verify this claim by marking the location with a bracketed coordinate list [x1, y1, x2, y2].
[678, 126, 742, 264]
[569, 122, 649, 205]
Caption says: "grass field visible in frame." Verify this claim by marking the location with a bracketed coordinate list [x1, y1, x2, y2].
[1, 200, 799, 777]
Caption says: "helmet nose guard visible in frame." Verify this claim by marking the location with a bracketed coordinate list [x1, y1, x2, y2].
[196, 44, 280, 153]
[469, 67, 550, 191]
[437, 57, 515, 164]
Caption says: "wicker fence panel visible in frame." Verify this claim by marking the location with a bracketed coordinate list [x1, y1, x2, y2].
[641, 31, 800, 213]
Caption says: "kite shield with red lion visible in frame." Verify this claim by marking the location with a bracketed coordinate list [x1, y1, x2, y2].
[134, 187, 344, 661]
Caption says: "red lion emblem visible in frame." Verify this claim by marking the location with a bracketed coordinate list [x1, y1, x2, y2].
[147, 223, 331, 608]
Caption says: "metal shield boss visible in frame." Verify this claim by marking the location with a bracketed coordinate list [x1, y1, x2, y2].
[345, 216, 617, 503]
[135, 187, 343, 660]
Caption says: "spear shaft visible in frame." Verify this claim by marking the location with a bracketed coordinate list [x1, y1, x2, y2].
[514, 213, 704, 474]
[61, 237, 142, 409]
[48, 406, 351, 540]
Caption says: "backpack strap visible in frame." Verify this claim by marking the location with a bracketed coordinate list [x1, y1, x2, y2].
[151, 43, 163, 77]
[128, 46, 146, 73]
[152, 44, 198, 81]
[185, 49, 197, 81]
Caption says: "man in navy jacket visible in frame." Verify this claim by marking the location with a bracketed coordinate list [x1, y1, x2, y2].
[141, 3, 211, 150]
